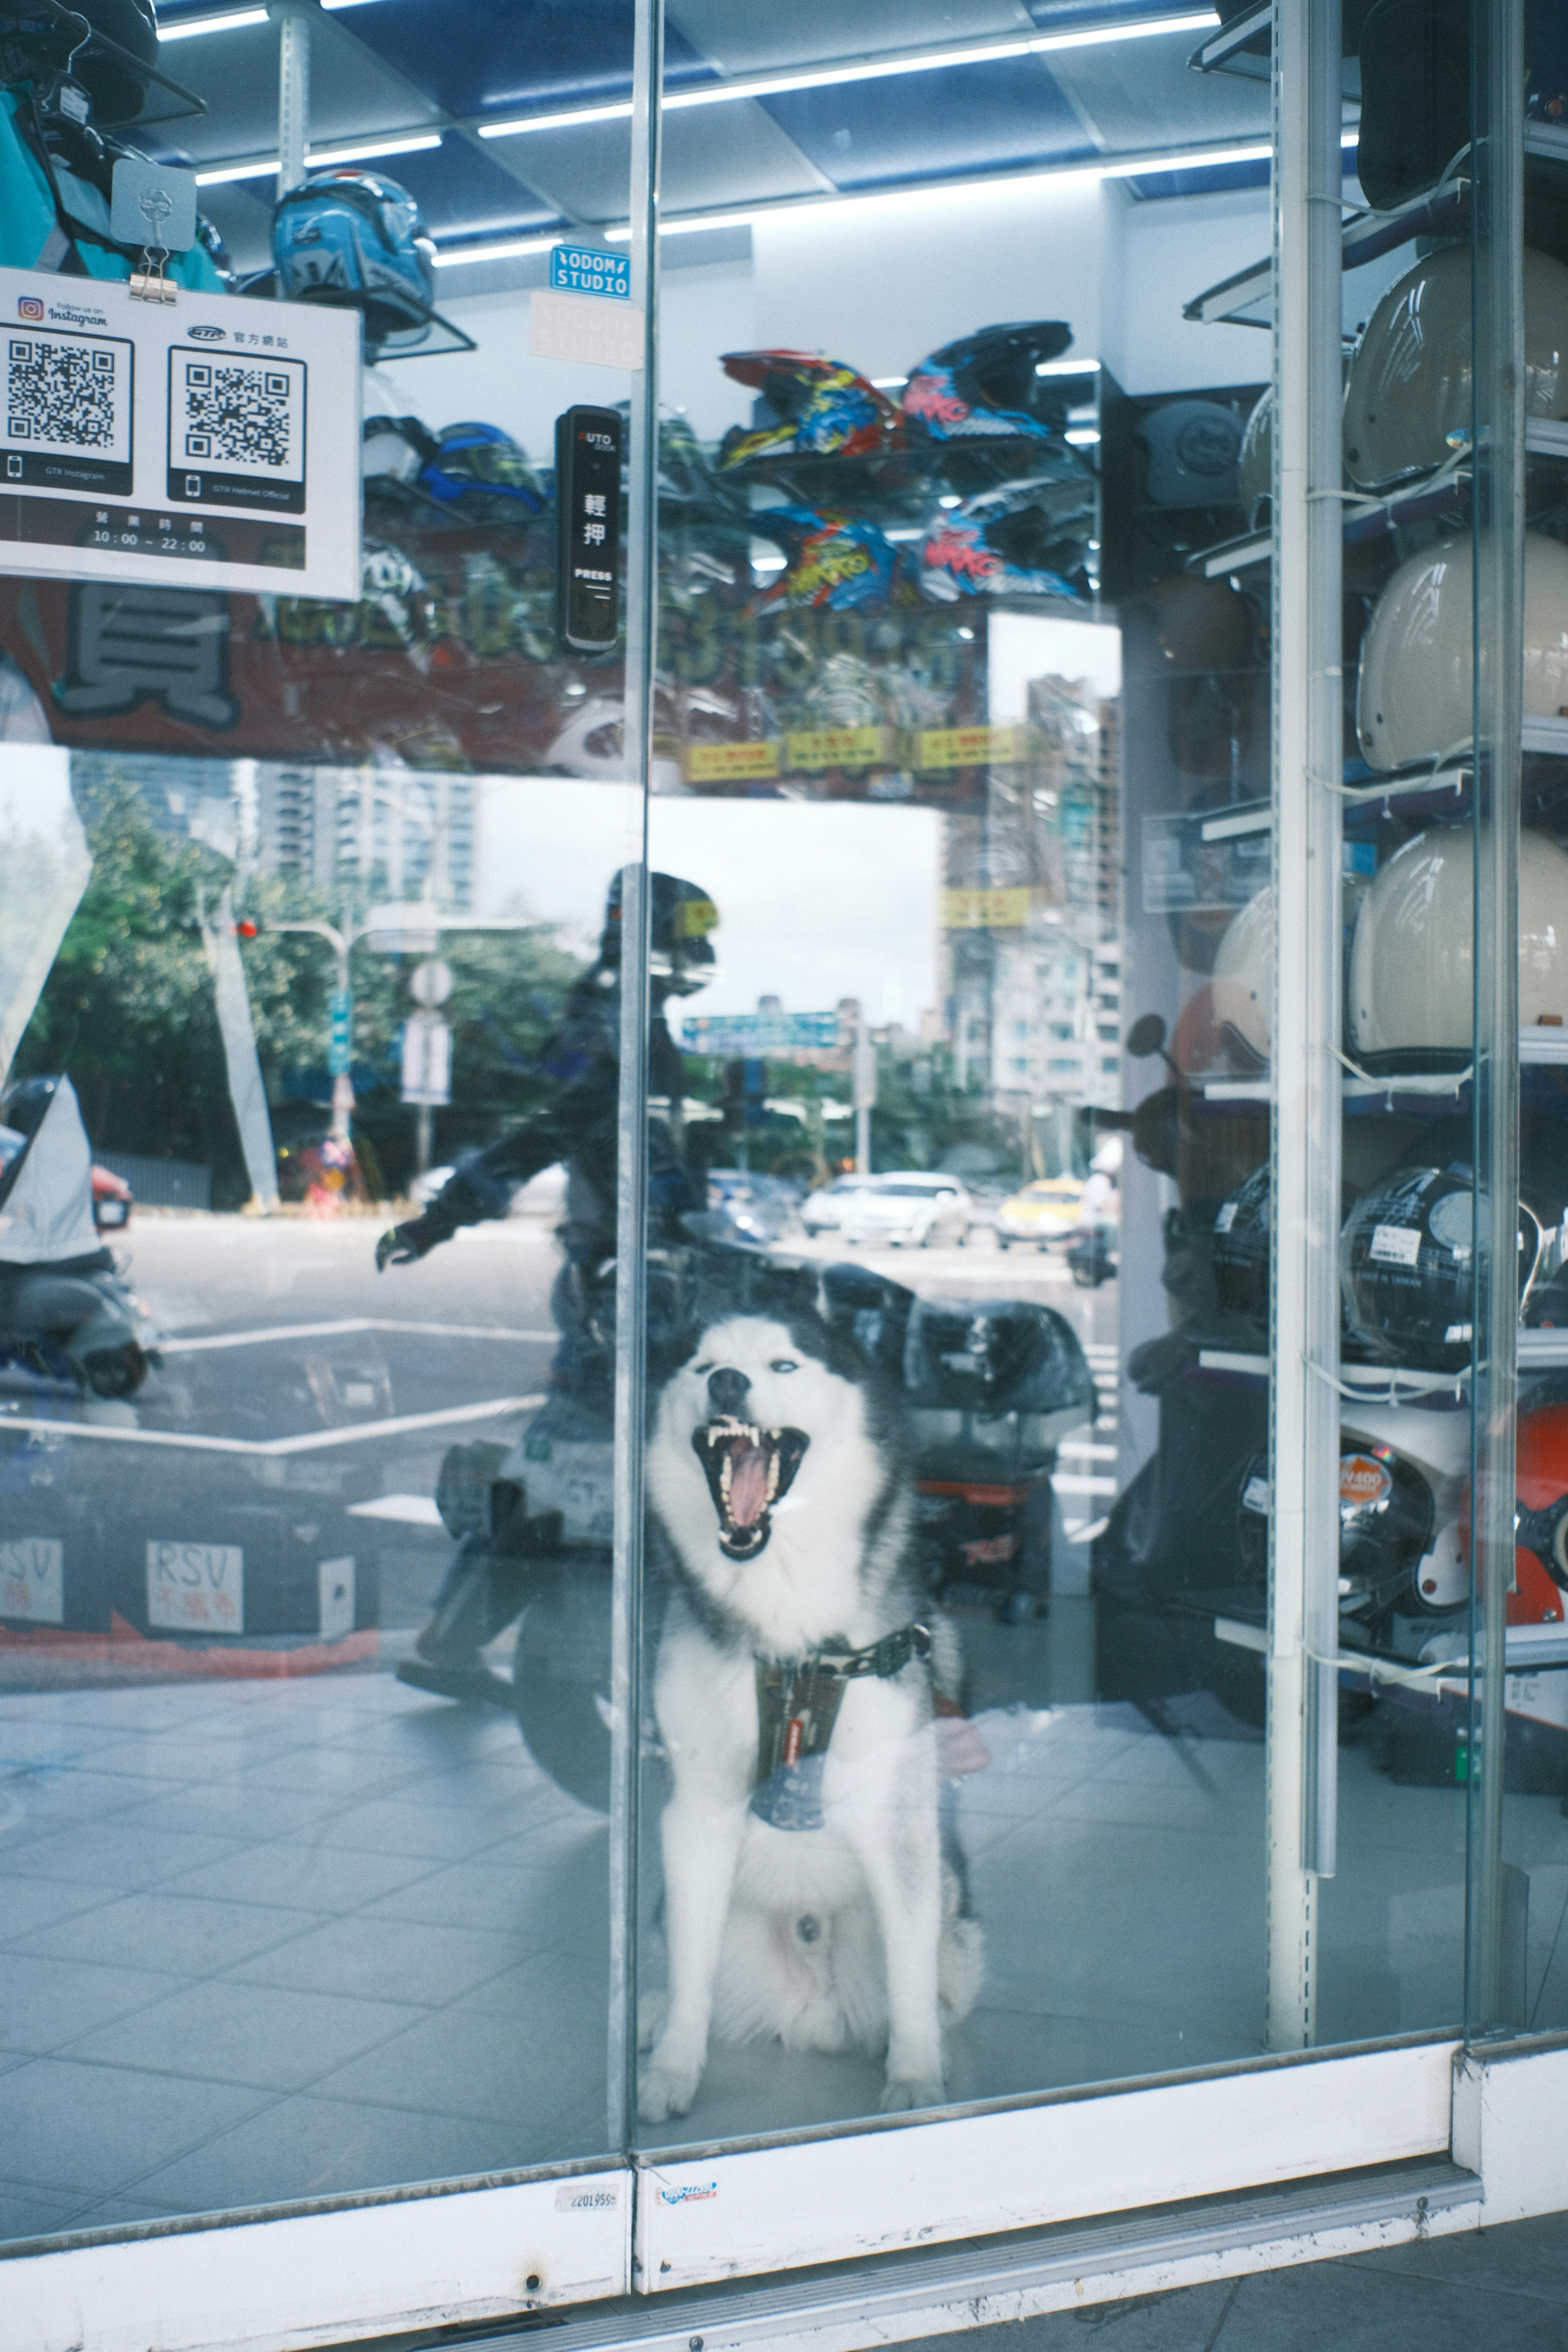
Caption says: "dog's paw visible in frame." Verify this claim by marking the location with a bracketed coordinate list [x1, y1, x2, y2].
[880, 2072, 944, 2114]
[637, 1988, 670, 2054]
[638, 2056, 703, 2123]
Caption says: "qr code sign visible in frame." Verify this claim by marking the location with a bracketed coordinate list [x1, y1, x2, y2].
[5, 329, 131, 461]
[174, 352, 305, 486]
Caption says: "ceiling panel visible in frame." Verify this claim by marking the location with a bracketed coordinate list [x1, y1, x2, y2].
[665, 0, 1031, 77]
[392, 136, 563, 240]
[757, 56, 1094, 191]
[156, 13, 441, 164]
[1047, 30, 1271, 151]
[333, 0, 715, 120]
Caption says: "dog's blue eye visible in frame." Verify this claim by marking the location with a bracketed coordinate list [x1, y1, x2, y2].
[770, 1358, 798, 1374]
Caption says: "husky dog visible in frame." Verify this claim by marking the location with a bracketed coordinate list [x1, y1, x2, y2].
[640, 1306, 982, 2122]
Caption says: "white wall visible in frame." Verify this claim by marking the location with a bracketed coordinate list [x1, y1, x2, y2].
[1102, 182, 1273, 393]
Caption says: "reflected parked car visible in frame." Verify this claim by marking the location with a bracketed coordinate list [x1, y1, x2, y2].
[996, 1175, 1085, 1250]
[801, 1172, 880, 1236]
[841, 1173, 973, 1249]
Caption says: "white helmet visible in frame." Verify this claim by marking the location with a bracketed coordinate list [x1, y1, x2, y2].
[1356, 530, 1568, 772]
[1236, 385, 1271, 532]
[1211, 883, 1274, 1063]
[1344, 245, 1568, 491]
[1348, 825, 1568, 1058]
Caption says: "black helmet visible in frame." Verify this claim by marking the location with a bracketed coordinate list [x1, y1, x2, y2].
[600, 870, 718, 996]
[1212, 1163, 1270, 1323]
[1236, 1436, 1435, 1615]
[0, 1071, 61, 1140]
[0, 0, 158, 125]
[1340, 1163, 1486, 1372]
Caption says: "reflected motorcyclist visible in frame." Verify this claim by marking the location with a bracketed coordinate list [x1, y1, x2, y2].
[376, 869, 719, 1695]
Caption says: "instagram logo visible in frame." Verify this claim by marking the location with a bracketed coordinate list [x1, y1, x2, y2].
[17, 297, 42, 322]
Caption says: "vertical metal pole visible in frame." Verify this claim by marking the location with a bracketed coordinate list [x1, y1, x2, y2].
[271, 0, 313, 198]
[608, 0, 662, 2154]
[1267, 0, 1343, 2052]
[1466, 0, 1524, 2041]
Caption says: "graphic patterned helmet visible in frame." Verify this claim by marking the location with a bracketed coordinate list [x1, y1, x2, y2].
[1460, 1402, 1568, 1630]
[272, 170, 436, 346]
[1236, 387, 1271, 531]
[746, 506, 900, 616]
[717, 352, 901, 469]
[1347, 826, 1568, 1062]
[417, 421, 546, 515]
[1356, 531, 1568, 770]
[918, 478, 1089, 605]
[1237, 1436, 1437, 1614]
[1344, 245, 1568, 491]
[903, 320, 1073, 442]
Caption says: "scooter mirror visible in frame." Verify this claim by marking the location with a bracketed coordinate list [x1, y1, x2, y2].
[1126, 1013, 1168, 1060]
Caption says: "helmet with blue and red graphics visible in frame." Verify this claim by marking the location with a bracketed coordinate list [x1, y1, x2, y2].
[919, 477, 1089, 604]
[746, 506, 900, 616]
[417, 421, 546, 516]
[903, 319, 1074, 442]
[717, 352, 902, 468]
[272, 169, 436, 347]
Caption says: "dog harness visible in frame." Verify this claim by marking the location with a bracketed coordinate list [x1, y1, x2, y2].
[751, 1623, 933, 1832]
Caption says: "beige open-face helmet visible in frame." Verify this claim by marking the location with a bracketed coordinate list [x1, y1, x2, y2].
[1236, 385, 1271, 532]
[1356, 530, 1568, 772]
[1344, 245, 1568, 492]
[1347, 825, 1568, 1059]
[1211, 882, 1274, 1063]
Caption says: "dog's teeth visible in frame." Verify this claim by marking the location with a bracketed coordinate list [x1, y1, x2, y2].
[766, 1454, 780, 1499]
[719, 1456, 731, 1497]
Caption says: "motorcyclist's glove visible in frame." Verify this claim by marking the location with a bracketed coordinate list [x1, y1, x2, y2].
[374, 1169, 503, 1271]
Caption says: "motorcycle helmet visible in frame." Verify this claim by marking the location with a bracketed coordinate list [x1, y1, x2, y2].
[1122, 573, 1262, 677]
[1236, 387, 1271, 532]
[358, 537, 430, 654]
[903, 1296, 1094, 1417]
[272, 169, 436, 346]
[1213, 1163, 1271, 1322]
[0, 0, 157, 124]
[903, 320, 1074, 442]
[1355, 0, 1469, 213]
[1135, 399, 1244, 508]
[1344, 246, 1568, 491]
[918, 478, 1088, 605]
[1236, 1436, 1436, 1613]
[746, 506, 899, 616]
[1509, 1403, 1568, 1615]
[1347, 826, 1568, 1062]
[600, 870, 718, 996]
[362, 412, 438, 491]
[1340, 1160, 1485, 1370]
[717, 352, 900, 469]
[417, 421, 546, 516]
[1356, 531, 1568, 771]
[1210, 884, 1273, 1065]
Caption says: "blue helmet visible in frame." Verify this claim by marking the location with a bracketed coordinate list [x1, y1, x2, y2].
[272, 169, 435, 347]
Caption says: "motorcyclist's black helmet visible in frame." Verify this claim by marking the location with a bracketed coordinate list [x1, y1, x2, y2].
[0, 1073, 61, 1141]
[0, 0, 160, 125]
[600, 869, 718, 996]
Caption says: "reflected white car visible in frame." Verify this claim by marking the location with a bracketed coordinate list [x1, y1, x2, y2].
[840, 1174, 973, 1249]
[801, 1173, 880, 1236]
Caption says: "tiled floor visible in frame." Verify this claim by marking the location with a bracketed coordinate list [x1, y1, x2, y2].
[2, 1618, 1567, 2245]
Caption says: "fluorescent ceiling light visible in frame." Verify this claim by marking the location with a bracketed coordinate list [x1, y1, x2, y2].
[1036, 356, 1100, 376]
[479, 11, 1217, 140]
[195, 130, 441, 187]
[161, 7, 267, 38]
[432, 232, 557, 268]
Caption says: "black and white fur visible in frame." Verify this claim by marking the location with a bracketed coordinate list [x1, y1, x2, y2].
[640, 1308, 982, 2121]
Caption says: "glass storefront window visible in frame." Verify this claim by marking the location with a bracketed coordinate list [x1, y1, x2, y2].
[1, 0, 1564, 2339]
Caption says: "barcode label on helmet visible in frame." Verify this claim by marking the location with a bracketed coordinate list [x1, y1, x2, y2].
[1370, 1223, 1421, 1265]
[4, 328, 133, 492]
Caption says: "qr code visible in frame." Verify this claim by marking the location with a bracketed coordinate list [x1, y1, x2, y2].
[7, 336, 117, 448]
[183, 361, 296, 470]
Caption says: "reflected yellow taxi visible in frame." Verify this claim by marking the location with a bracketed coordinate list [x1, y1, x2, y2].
[994, 1175, 1085, 1250]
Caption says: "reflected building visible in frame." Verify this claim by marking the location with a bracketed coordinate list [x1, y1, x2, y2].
[253, 763, 477, 910]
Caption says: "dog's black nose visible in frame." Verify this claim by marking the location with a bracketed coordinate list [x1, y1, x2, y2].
[707, 1366, 750, 1417]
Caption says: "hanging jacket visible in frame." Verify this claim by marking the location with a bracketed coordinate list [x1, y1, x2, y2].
[0, 83, 225, 288]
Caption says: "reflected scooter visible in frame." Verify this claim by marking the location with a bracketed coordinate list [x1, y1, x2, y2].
[0, 1076, 160, 1401]
[412, 1217, 1097, 1810]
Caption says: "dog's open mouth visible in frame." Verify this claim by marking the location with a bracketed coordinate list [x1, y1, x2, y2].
[693, 1419, 809, 1559]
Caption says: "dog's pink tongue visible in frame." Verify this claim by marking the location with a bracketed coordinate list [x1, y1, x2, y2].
[727, 1439, 770, 1529]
